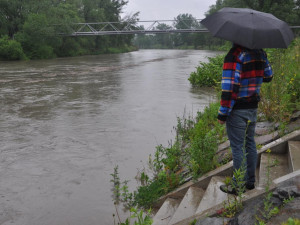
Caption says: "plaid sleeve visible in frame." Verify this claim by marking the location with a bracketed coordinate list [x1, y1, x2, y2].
[217, 50, 242, 121]
[263, 52, 273, 82]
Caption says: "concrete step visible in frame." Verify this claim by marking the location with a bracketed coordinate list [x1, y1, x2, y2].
[168, 187, 205, 225]
[258, 152, 289, 188]
[152, 197, 181, 225]
[195, 176, 228, 215]
[288, 141, 300, 172]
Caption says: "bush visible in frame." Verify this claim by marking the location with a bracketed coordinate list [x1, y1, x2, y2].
[188, 54, 225, 87]
[259, 38, 300, 122]
[187, 102, 225, 178]
[0, 36, 26, 60]
[281, 218, 300, 225]
[30, 45, 55, 59]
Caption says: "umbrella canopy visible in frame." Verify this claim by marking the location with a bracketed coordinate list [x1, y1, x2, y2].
[200, 7, 294, 49]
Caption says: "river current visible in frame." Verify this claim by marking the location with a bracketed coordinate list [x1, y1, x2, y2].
[0, 50, 218, 225]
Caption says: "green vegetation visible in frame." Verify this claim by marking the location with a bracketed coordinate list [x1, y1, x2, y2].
[113, 206, 153, 225]
[282, 218, 300, 225]
[0, 0, 135, 60]
[260, 40, 300, 123]
[2, 0, 299, 58]
[134, 0, 300, 49]
[254, 149, 296, 225]
[0, 36, 26, 60]
[111, 39, 300, 214]
[189, 39, 300, 124]
[110, 0, 300, 221]
[220, 171, 244, 218]
[255, 149, 280, 224]
[206, 0, 299, 26]
[188, 54, 225, 87]
[111, 102, 227, 209]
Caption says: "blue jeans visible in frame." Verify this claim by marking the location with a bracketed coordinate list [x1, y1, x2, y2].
[226, 108, 257, 185]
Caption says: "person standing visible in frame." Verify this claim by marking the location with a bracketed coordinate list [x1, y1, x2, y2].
[218, 44, 273, 195]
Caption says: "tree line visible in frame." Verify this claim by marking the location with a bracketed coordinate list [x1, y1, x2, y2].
[134, 0, 300, 49]
[0, 0, 135, 60]
[0, 0, 299, 60]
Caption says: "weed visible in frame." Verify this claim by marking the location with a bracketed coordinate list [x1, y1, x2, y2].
[281, 218, 300, 225]
[255, 149, 297, 225]
[113, 207, 153, 225]
[111, 165, 121, 203]
[283, 196, 295, 205]
[111, 166, 134, 209]
[189, 219, 197, 225]
[221, 120, 251, 218]
[221, 162, 246, 218]
[255, 149, 279, 224]
[260, 39, 300, 125]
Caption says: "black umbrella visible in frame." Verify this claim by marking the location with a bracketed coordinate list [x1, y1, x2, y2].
[200, 7, 294, 49]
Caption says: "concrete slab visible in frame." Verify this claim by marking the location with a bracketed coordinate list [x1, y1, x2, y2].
[288, 141, 300, 172]
[152, 198, 181, 225]
[168, 187, 204, 225]
[153, 161, 234, 209]
[258, 130, 300, 154]
[255, 131, 279, 146]
[258, 152, 289, 188]
[195, 176, 228, 214]
[255, 121, 275, 136]
[217, 140, 230, 152]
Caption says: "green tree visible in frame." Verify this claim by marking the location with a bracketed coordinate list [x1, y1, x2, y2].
[0, 35, 26, 60]
[15, 13, 60, 59]
[155, 23, 174, 48]
[173, 14, 198, 46]
[0, 0, 135, 60]
[206, 0, 299, 25]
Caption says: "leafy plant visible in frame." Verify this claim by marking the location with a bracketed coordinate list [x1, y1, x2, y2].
[0, 36, 26, 60]
[282, 218, 300, 225]
[188, 54, 225, 87]
[113, 207, 153, 225]
[259, 39, 300, 124]
[255, 149, 279, 224]
[111, 166, 134, 208]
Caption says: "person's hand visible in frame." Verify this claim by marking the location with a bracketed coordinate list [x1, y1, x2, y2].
[218, 119, 225, 125]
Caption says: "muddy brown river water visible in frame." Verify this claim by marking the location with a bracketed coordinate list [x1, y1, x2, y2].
[0, 50, 219, 225]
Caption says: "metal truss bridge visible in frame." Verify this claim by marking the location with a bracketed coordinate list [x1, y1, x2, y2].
[57, 19, 300, 36]
[58, 19, 208, 36]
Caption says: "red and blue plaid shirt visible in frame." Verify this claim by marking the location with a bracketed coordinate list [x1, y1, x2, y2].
[218, 45, 273, 121]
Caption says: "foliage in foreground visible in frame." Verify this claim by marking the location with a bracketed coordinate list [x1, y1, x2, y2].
[282, 218, 300, 225]
[260, 39, 300, 122]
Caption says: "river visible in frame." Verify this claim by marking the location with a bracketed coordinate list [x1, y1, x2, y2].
[0, 50, 218, 225]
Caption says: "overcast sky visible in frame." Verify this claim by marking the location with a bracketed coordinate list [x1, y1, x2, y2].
[121, 0, 217, 21]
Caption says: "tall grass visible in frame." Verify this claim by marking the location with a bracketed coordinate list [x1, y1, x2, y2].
[260, 39, 300, 122]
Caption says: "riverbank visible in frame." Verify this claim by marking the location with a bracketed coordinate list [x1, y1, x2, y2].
[0, 35, 138, 60]
[112, 38, 300, 224]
